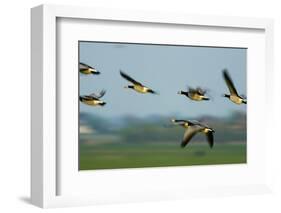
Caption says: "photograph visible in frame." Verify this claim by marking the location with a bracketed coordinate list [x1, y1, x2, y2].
[79, 41, 247, 170]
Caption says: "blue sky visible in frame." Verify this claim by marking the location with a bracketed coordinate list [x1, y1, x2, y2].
[79, 42, 246, 118]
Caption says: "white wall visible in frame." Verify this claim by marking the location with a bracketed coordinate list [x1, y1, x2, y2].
[0, 0, 280, 212]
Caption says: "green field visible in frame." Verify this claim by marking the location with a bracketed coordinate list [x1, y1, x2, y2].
[79, 142, 246, 170]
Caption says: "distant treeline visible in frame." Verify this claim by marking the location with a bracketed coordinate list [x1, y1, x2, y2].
[80, 111, 246, 144]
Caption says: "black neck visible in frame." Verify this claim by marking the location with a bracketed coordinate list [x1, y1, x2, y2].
[180, 91, 188, 95]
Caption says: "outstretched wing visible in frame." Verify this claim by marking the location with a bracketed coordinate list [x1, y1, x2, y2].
[206, 131, 214, 148]
[80, 95, 95, 101]
[171, 119, 195, 126]
[195, 87, 206, 95]
[120, 70, 142, 86]
[223, 69, 238, 96]
[181, 125, 203, 148]
[188, 120, 202, 125]
[97, 90, 106, 98]
[240, 94, 247, 99]
[172, 119, 189, 123]
[89, 90, 106, 99]
[187, 86, 196, 93]
[79, 62, 92, 70]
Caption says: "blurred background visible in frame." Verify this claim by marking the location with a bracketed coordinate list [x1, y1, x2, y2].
[79, 42, 247, 170]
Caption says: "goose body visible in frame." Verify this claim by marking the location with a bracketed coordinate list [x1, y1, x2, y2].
[79, 97, 105, 106]
[178, 87, 209, 101]
[79, 62, 100, 75]
[79, 90, 106, 106]
[132, 84, 151, 93]
[222, 69, 246, 104]
[120, 70, 158, 94]
[230, 95, 244, 104]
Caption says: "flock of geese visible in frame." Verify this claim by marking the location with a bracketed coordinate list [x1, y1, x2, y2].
[79, 62, 246, 149]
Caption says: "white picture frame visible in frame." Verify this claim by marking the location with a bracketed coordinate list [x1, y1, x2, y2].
[31, 4, 274, 208]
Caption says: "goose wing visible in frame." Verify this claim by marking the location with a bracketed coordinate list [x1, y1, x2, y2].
[79, 62, 92, 69]
[195, 87, 206, 95]
[171, 119, 195, 126]
[188, 86, 205, 96]
[171, 119, 189, 124]
[80, 95, 95, 101]
[187, 86, 196, 93]
[206, 131, 214, 148]
[120, 70, 142, 86]
[89, 90, 106, 99]
[189, 120, 202, 125]
[181, 125, 203, 148]
[223, 69, 238, 96]
[241, 94, 247, 99]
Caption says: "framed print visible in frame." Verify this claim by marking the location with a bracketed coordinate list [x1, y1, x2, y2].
[31, 4, 274, 208]
[78, 42, 247, 171]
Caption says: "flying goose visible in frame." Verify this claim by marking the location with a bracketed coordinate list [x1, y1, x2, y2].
[120, 70, 158, 94]
[171, 119, 214, 148]
[178, 86, 210, 101]
[222, 69, 247, 104]
[79, 90, 106, 106]
[79, 62, 100, 75]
